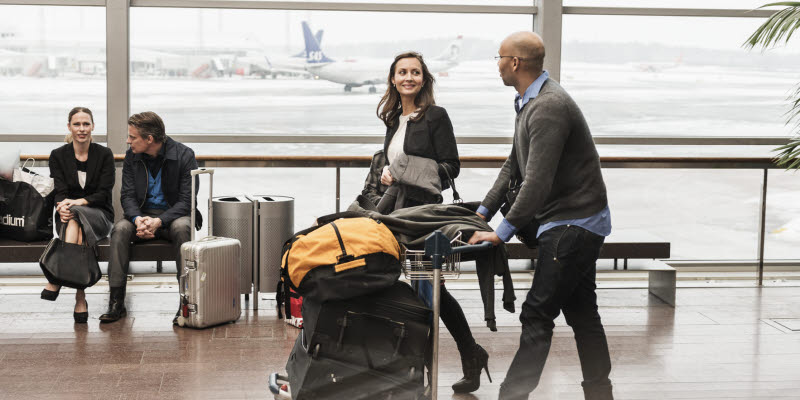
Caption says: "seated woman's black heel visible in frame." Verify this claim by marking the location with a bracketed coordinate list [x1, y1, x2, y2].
[74, 300, 88, 324]
[41, 286, 61, 301]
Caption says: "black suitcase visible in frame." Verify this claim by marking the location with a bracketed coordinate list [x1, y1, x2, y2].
[286, 281, 432, 400]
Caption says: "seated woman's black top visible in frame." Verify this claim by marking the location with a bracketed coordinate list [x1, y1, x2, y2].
[49, 142, 116, 221]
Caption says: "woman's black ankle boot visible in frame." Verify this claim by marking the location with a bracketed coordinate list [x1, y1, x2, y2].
[452, 344, 492, 393]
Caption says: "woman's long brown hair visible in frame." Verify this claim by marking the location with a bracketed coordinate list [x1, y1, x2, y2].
[376, 52, 436, 128]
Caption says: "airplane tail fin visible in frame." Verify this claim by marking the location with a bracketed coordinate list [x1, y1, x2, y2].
[301, 21, 333, 64]
[315, 30, 324, 47]
[434, 35, 462, 62]
[292, 29, 323, 58]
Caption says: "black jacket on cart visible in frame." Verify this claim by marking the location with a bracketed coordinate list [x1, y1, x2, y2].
[344, 199, 516, 330]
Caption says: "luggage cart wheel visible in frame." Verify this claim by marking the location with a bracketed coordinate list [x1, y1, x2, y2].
[312, 343, 321, 359]
[177, 316, 186, 327]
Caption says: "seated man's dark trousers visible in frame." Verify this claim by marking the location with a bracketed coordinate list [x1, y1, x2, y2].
[499, 224, 613, 400]
[100, 209, 192, 322]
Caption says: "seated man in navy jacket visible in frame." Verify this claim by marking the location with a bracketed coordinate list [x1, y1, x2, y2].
[100, 111, 201, 324]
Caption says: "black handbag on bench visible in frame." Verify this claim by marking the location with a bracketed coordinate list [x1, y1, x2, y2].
[38, 222, 101, 290]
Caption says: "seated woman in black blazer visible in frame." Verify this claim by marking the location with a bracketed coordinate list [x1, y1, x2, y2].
[375, 52, 490, 394]
[41, 107, 115, 323]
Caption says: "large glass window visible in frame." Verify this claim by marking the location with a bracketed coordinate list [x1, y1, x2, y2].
[561, 14, 800, 141]
[268, 0, 530, 4]
[129, 8, 530, 141]
[0, 5, 106, 153]
[765, 169, 800, 261]
[564, 0, 784, 9]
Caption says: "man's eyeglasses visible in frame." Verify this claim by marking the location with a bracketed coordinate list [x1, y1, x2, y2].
[494, 55, 531, 61]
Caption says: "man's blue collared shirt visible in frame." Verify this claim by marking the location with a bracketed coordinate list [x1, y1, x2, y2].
[514, 70, 549, 114]
[477, 70, 611, 242]
[130, 168, 170, 223]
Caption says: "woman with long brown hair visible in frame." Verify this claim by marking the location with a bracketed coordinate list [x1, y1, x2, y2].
[41, 107, 115, 323]
[373, 52, 491, 394]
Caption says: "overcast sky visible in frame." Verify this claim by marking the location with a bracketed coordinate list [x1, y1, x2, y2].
[2, 2, 799, 54]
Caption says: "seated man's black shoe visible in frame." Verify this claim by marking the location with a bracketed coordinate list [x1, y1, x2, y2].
[99, 286, 127, 323]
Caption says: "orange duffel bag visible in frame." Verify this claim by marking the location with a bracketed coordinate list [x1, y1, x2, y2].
[280, 216, 402, 303]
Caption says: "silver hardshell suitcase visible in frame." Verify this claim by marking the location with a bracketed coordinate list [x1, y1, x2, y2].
[177, 168, 242, 328]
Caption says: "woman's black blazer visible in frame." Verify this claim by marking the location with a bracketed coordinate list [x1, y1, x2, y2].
[382, 104, 460, 187]
[49, 142, 115, 220]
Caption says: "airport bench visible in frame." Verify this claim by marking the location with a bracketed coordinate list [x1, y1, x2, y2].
[0, 238, 174, 272]
[506, 240, 676, 306]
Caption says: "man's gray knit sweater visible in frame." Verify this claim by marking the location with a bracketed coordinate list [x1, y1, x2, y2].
[481, 78, 608, 230]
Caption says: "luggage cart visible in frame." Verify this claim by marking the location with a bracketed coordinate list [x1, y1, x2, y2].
[405, 231, 491, 400]
[268, 230, 490, 400]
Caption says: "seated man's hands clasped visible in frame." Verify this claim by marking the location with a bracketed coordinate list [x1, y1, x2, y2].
[134, 216, 163, 239]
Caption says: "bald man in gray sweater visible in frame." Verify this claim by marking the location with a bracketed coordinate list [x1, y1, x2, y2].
[469, 32, 614, 400]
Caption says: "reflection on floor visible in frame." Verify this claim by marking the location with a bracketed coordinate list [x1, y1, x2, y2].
[1, 282, 800, 399]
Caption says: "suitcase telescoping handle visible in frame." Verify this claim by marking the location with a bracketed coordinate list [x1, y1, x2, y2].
[190, 168, 214, 242]
[268, 373, 291, 398]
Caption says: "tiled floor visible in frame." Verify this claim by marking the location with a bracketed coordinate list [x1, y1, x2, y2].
[2, 279, 800, 399]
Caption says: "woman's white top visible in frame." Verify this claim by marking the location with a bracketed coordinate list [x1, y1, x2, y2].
[77, 171, 86, 189]
[387, 112, 417, 164]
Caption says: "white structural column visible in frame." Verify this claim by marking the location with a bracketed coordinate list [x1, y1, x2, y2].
[106, 0, 130, 221]
[535, 0, 563, 82]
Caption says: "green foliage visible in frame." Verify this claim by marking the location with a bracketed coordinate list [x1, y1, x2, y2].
[745, 2, 800, 169]
[744, 2, 800, 50]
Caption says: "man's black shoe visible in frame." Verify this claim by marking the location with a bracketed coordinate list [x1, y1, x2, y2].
[99, 286, 127, 323]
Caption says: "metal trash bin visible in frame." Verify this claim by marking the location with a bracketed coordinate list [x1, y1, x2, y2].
[249, 195, 294, 296]
[211, 195, 254, 295]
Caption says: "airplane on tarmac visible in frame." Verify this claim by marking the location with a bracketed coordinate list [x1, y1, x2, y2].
[233, 30, 324, 79]
[0, 30, 105, 77]
[0, 28, 238, 78]
[300, 21, 462, 93]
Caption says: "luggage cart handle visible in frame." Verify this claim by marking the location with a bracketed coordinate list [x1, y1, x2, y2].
[424, 231, 493, 270]
[190, 168, 214, 242]
[451, 241, 493, 254]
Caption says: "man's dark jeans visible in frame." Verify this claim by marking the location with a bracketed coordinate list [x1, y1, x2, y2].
[107, 209, 192, 288]
[500, 224, 613, 400]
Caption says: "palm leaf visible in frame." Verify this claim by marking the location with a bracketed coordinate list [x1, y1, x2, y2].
[773, 84, 800, 168]
[744, 2, 800, 50]
[773, 139, 800, 168]
[745, 3, 800, 168]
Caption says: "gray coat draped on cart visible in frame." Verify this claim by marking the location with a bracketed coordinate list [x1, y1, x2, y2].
[346, 199, 516, 330]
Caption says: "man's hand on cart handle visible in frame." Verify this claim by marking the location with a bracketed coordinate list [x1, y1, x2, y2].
[468, 231, 502, 246]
